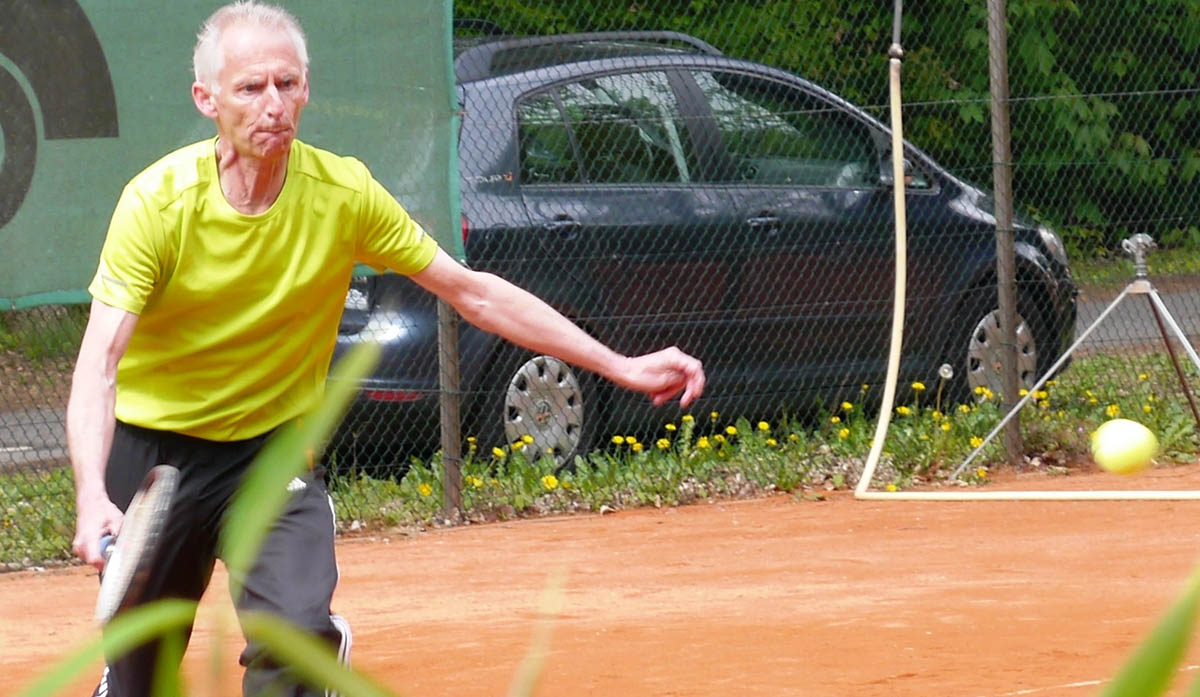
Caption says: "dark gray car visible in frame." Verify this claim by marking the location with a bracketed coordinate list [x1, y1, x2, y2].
[331, 32, 1077, 470]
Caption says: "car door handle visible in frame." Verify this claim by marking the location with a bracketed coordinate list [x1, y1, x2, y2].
[747, 215, 780, 230]
[542, 217, 581, 239]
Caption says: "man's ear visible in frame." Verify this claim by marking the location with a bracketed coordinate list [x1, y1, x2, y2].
[192, 82, 218, 119]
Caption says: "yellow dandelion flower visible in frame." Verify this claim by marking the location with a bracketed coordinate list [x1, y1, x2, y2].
[725, 425, 738, 436]
[656, 438, 671, 450]
[841, 401, 854, 412]
[941, 422, 952, 432]
[710, 411, 720, 421]
[976, 467, 988, 479]
[632, 442, 644, 452]
[1088, 397, 1098, 405]
[931, 410, 942, 421]
[561, 480, 572, 490]
[1138, 373, 1149, 381]
[886, 483, 898, 492]
[625, 435, 637, 445]
[714, 434, 726, 444]
[1035, 390, 1049, 400]
[1019, 388, 1029, 397]
[682, 414, 695, 423]
[788, 433, 799, 442]
[958, 404, 970, 414]
[418, 483, 433, 497]
[896, 406, 911, 416]
[862, 384, 871, 392]
[512, 440, 525, 451]
[912, 382, 926, 392]
[1143, 404, 1152, 414]
[974, 385, 985, 395]
[1105, 404, 1120, 417]
[612, 435, 625, 445]
[831, 415, 842, 424]
[766, 438, 778, 447]
[467, 436, 477, 443]
[467, 476, 483, 489]
[697, 436, 711, 450]
[521, 434, 534, 444]
[492, 447, 506, 459]
[1148, 395, 1157, 403]
[541, 474, 559, 490]
[838, 428, 850, 440]
[970, 436, 984, 448]
[665, 423, 677, 432]
[757, 421, 770, 432]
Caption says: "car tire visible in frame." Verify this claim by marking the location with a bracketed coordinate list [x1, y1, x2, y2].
[475, 352, 597, 469]
[946, 286, 1051, 404]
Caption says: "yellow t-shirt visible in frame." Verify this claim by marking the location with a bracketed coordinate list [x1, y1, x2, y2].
[89, 138, 439, 441]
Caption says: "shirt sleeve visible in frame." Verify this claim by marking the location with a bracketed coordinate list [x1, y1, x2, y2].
[87, 186, 168, 315]
[354, 172, 440, 275]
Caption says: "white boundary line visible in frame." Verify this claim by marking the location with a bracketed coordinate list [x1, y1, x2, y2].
[967, 664, 1199, 697]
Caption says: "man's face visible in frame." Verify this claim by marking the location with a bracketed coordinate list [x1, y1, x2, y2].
[201, 22, 309, 161]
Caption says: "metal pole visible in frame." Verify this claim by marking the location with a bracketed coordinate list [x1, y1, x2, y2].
[987, 0, 1022, 466]
[437, 298, 463, 518]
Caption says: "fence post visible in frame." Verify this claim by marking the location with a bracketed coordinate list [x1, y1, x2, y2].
[437, 298, 463, 517]
[987, 0, 1022, 466]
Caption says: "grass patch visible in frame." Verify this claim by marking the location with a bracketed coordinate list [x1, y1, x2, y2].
[0, 467, 76, 568]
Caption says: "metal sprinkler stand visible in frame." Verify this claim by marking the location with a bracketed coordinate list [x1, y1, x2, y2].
[949, 234, 1200, 480]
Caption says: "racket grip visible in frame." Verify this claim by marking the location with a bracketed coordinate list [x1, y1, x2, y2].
[99, 534, 115, 563]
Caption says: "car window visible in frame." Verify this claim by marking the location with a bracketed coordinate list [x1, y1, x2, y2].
[517, 93, 583, 184]
[693, 71, 877, 188]
[517, 71, 696, 185]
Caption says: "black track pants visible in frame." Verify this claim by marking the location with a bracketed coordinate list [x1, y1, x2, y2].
[91, 421, 349, 697]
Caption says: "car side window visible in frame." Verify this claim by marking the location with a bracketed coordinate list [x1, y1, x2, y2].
[693, 71, 877, 188]
[517, 71, 696, 185]
[517, 93, 583, 185]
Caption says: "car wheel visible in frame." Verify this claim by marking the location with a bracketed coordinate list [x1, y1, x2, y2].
[478, 353, 596, 468]
[948, 288, 1049, 403]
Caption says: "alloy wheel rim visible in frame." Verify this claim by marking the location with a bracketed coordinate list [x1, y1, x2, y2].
[965, 310, 1038, 399]
[503, 356, 585, 464]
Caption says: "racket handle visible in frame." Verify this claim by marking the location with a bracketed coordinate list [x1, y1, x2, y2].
[99, 534, 115, 563]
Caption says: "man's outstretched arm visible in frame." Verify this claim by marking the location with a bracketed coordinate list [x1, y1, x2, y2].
[409, 249, 705, 407]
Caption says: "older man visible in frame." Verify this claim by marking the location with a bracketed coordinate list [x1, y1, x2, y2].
[69, 2, 705, 695]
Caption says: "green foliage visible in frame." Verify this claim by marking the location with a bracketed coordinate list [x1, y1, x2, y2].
[453, 1, 1200, 254]
[1098, 563, 1200, 697]
[0, 467, 76, 567]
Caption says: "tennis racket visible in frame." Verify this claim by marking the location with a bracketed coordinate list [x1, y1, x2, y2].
[95, 464, 180, 624]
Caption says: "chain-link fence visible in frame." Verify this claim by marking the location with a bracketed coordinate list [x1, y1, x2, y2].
[3, 1, 1199, 567]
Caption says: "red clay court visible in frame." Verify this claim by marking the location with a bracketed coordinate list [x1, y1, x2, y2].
[6, 463, 1200, 696]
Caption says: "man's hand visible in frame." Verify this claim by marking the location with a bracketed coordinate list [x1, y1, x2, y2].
[617, 346, 705, 408]
[72, 490, 124, 570]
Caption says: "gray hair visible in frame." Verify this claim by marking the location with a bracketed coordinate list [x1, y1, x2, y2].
[193, 1, 309, 91]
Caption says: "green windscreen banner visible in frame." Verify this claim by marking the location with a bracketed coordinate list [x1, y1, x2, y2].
[0, 0, 459, 309]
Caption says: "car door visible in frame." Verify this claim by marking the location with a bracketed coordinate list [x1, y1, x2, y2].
[682, 68, 944, 407]
[515, 69, 742, 419]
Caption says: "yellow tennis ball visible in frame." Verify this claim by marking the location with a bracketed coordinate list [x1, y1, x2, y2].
[1091, 418, 1158, 474]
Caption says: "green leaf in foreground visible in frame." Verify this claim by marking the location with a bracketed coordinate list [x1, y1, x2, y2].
[222, 342, 380, 595]
[16, 599, 197, 697]
[1099, 563, 1200, 697]
[239, 611, 399, 697]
